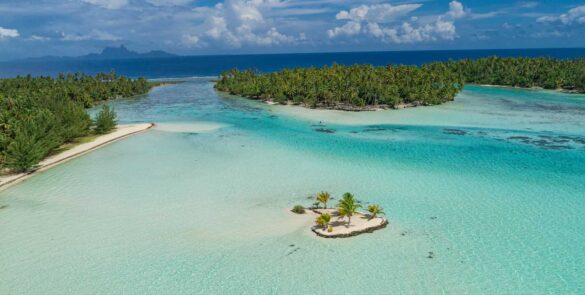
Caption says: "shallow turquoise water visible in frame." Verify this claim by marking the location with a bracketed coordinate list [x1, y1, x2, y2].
[1, 80, 584, 294]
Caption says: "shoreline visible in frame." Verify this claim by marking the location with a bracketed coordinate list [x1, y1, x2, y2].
[0, 123, 154, 191]
[303, 208, 388, 238]
[218, 89, 425, 112]
[263, 99, 423, 112]
[476, 83, 584, 94]
[229, 83, 585, 114]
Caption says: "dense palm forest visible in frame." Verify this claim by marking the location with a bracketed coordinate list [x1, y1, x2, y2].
[448, 56, 585, 91]
[216, 63, 464, 109]
[215, 57, 585, 109]
[0, 72, 154, 172]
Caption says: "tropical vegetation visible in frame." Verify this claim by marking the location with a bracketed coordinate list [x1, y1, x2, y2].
[216, 57, 585, 109]
[216, 63, 463, 109]
[315, 212, 332, 230]
[447, 56, 585, 91]
[0, 72, 155, 173]
[316, 191, 331, 209]
[94, 105, 118, 135]
[291, 205, 305, 214]
[337, 192, 362, 227]
[367, 204, 385, 220]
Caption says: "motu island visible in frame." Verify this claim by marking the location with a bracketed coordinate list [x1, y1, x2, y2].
[216, 57, 585, 111]
[292, 192, 388, 238]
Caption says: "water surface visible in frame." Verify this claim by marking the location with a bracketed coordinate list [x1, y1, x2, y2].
[1, 80, 584, 294]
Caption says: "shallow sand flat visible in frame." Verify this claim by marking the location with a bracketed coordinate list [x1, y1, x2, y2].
[153, 122, 228, 133]
[0, 123, 153, 190]
[266, 86, 585, 134]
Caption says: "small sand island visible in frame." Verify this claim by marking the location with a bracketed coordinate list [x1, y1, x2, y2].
[292, 192, 388, 238]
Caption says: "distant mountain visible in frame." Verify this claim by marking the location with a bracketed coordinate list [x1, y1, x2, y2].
[81, 45, 177, 60]
[16, 45, 177, 62]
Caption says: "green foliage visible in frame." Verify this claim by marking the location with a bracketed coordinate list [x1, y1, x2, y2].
[0, 72, 154, 172]
[316, 191, 331, 209]
[315, 212, 332, 229]
[367, 204, 385, 220]
[215, 63, 463, 108]
[337, 192, 362, 226]
[94, 105, 117, 134]
[4, 113, 54, 172]
[216, 57, 585, 109]
[448, 56, 585, 91]
[291, 205, 305, 214]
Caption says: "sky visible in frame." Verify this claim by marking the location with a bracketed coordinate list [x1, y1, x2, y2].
[0, 0, 584, 60]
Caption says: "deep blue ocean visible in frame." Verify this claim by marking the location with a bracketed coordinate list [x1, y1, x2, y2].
[1, 48, 584, 78]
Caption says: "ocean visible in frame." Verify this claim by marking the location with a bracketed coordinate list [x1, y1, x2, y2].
[1, 47, 585, 78]
[0, 50, 584, 294]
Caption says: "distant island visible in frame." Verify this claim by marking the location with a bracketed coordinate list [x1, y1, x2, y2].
[215, 57, 585, 111]
[18, 45, 177, 62]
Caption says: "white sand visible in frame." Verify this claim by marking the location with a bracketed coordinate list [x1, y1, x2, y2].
[0, 123, 153, 191]
[307, 208, 388, 238]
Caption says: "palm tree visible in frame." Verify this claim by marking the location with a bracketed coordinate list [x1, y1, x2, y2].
[315, 213, 331, 229]
[367, 204, 385, 220]
[337, 192, 361, 227]
[316, 191, 331, 209]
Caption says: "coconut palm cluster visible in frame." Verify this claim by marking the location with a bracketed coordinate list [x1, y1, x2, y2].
[313, 191, 385, 232]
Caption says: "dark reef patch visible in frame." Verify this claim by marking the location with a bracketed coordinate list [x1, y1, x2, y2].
[362, 127, 387, 132]
[443, 128, 467, 135]
[504, 133, 585, 150]
[314, 128, 336, 133]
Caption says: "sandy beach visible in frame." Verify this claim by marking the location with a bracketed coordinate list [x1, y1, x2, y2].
[0, 123, 153, 191]
[306, 208, 388, 238]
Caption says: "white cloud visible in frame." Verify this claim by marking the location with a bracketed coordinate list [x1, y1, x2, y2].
[0, 26, 19, 39]
[182, 33, 205, 47]
[183, 34, 198, 44]
[531, 30, 565, 38]
[328, 1, 465, 44]
[61, 30, 121, 41]
[81, 0, 128, 10]
[146, 0, 192, 6]
[519, 1, 539, 9]
[30, 35, 51, 41]
[328, 3, 422, 38]
[335, 4, 422, 23]
[470, 12, 499, 20]
[537, 5, 585, 25]
[189, 0, 300, 48]
[327, 21, 361, 38]
[447, 1, 466, 19]
[536, 16, 556, 23]
[502, 22, 519, 30]
[382, 19, 457, 43]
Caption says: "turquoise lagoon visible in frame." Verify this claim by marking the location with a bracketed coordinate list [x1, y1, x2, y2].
[1, 80, 584, 294]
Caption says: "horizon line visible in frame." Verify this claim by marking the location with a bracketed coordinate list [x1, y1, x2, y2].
[3, 46, 585, 63]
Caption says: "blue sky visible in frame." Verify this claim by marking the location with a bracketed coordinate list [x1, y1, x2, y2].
[0, 0, 584, 60]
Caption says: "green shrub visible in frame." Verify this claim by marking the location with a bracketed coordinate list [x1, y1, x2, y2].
[3, 113, 58, 172]
[291, 205, 305, 214]
[94, 105, 117, 134]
